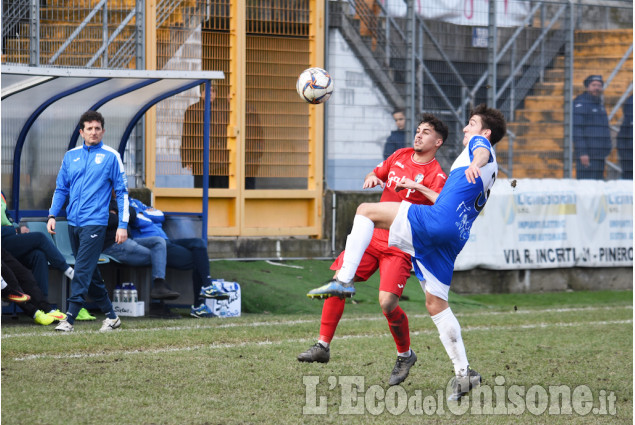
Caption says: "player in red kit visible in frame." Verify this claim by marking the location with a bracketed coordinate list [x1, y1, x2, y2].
[298, 113, 448, 386]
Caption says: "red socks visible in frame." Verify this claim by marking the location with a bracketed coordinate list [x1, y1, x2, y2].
[384, 305, 410, 353]
[319, 296, 346, 343]
[318, 298, 410, 353]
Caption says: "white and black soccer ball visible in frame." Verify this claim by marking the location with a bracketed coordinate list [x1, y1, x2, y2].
[296, 67, 334, 104]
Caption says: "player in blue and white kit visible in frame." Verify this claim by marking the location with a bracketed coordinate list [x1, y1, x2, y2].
[307, 104, 506, 400]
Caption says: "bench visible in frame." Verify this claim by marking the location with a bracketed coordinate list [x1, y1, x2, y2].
[21, 214, 205, 314]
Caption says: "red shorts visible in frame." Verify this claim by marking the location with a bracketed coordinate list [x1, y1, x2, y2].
[330, 235, 412, 297]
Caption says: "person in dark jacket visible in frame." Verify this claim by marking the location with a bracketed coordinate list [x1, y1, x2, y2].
[616, 94, 633, 180]
[573, 75, 612, 179]
[383, 108, 407, 160]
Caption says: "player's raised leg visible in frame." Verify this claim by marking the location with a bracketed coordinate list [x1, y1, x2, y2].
[306, 202, 401, 298]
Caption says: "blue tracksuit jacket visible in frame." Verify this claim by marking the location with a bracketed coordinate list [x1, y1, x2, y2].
[49, 141, 129, 228]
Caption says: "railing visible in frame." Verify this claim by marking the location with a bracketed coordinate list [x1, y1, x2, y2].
[47, 0, 110, 65]
[2, 0, 30, 40]
[329, 0, 632, 178]
[110, 0, 197, 70]
[494, 3, 568, 119]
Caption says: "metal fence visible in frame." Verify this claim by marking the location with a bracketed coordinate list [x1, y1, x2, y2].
[1, 0, 632, 214]
[325, 0, 631, 187]
[153, 0, 312, 190]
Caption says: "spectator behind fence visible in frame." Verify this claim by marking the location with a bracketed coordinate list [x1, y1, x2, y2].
[573, 75, 612, 179]
[617, 94, 633, 180]
[181, 83, 230, 188]
[2, 248, 67, 325]
[103, 198, 182, 305]
[48, 110, 128, 332]
[383, 108, 407, 160]
[1, 192, 75, 298]
[127, 198, 229, 318]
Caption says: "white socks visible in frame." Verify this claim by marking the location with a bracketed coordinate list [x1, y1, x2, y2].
[431, 307, 469, 376]
[398, 349, 412, 358]
[64, 267, 74, 280]
[337, 215, 375, 283]
[318, 340, 330, 348]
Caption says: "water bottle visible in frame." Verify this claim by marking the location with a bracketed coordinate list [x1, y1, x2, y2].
[219, 303, 228, 318]
[129, 283, 138, 303]
[122, 283, 130, 303]
[113, 284, 122, 303]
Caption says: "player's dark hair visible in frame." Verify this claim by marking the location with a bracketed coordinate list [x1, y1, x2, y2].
[419, 113, 449, 143]
[470, 104, 506, 145]
[79, 110, 105, 130]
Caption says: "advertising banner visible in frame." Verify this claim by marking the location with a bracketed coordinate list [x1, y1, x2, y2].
[382, 0, 531, 27]
[455, 179, 633, 270]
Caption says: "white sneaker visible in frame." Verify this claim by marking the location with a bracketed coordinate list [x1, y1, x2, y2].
[100, 316, 121, 332]
[55, 320, 74, 332]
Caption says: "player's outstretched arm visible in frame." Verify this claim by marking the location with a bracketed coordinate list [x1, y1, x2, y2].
[465, 147, 491, 184]
[395, 177, 439, 203]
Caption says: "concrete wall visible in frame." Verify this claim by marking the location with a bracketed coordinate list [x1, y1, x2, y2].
[452, 267, 633, 294]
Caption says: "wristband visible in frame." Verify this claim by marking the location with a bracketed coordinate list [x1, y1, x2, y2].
[47, 215, 55, 220]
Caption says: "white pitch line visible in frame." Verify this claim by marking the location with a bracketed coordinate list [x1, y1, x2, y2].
[265, 260, 304, 269]
[10, 319, 632, 362]
[1, 304, 631, 340]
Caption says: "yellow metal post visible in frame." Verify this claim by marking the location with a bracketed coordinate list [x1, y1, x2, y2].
[310, 0, 325, 238]
[230, 1, 246, 233]
[144, 0, 157, 191]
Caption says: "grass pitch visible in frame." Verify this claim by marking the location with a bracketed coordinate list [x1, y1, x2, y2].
[1, 260, 632, 424]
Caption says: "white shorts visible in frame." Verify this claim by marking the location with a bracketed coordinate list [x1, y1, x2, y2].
[390, 201, 450, 301]
[388, 201, 415, 256]
[417, 259, 450, 301]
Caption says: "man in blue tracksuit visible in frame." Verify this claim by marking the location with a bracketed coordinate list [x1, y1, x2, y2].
[573, 75, 612, 180]
[47, 110, 130, 332]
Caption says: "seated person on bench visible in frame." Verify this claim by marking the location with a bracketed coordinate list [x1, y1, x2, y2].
[103, 199, 180, 301]
[127, 198, 229, 319]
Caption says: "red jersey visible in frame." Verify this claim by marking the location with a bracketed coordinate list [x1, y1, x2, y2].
[374, 147, 447, 204]
[372, 147, 447, 245]
[330, 147, 447, 293]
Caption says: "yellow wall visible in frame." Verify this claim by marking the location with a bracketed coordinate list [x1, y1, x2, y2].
[149, 1, 324, 238]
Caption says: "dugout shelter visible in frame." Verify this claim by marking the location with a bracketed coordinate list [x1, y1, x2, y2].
[1, 65, 224, 240]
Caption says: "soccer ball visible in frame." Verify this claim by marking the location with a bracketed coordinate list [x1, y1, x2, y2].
[296, 67, 334, 104]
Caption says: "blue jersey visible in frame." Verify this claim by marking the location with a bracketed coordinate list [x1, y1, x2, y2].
[50, 141, 129, 228]
[128, 198, 168, 240]
[406, 135, 497, 286]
